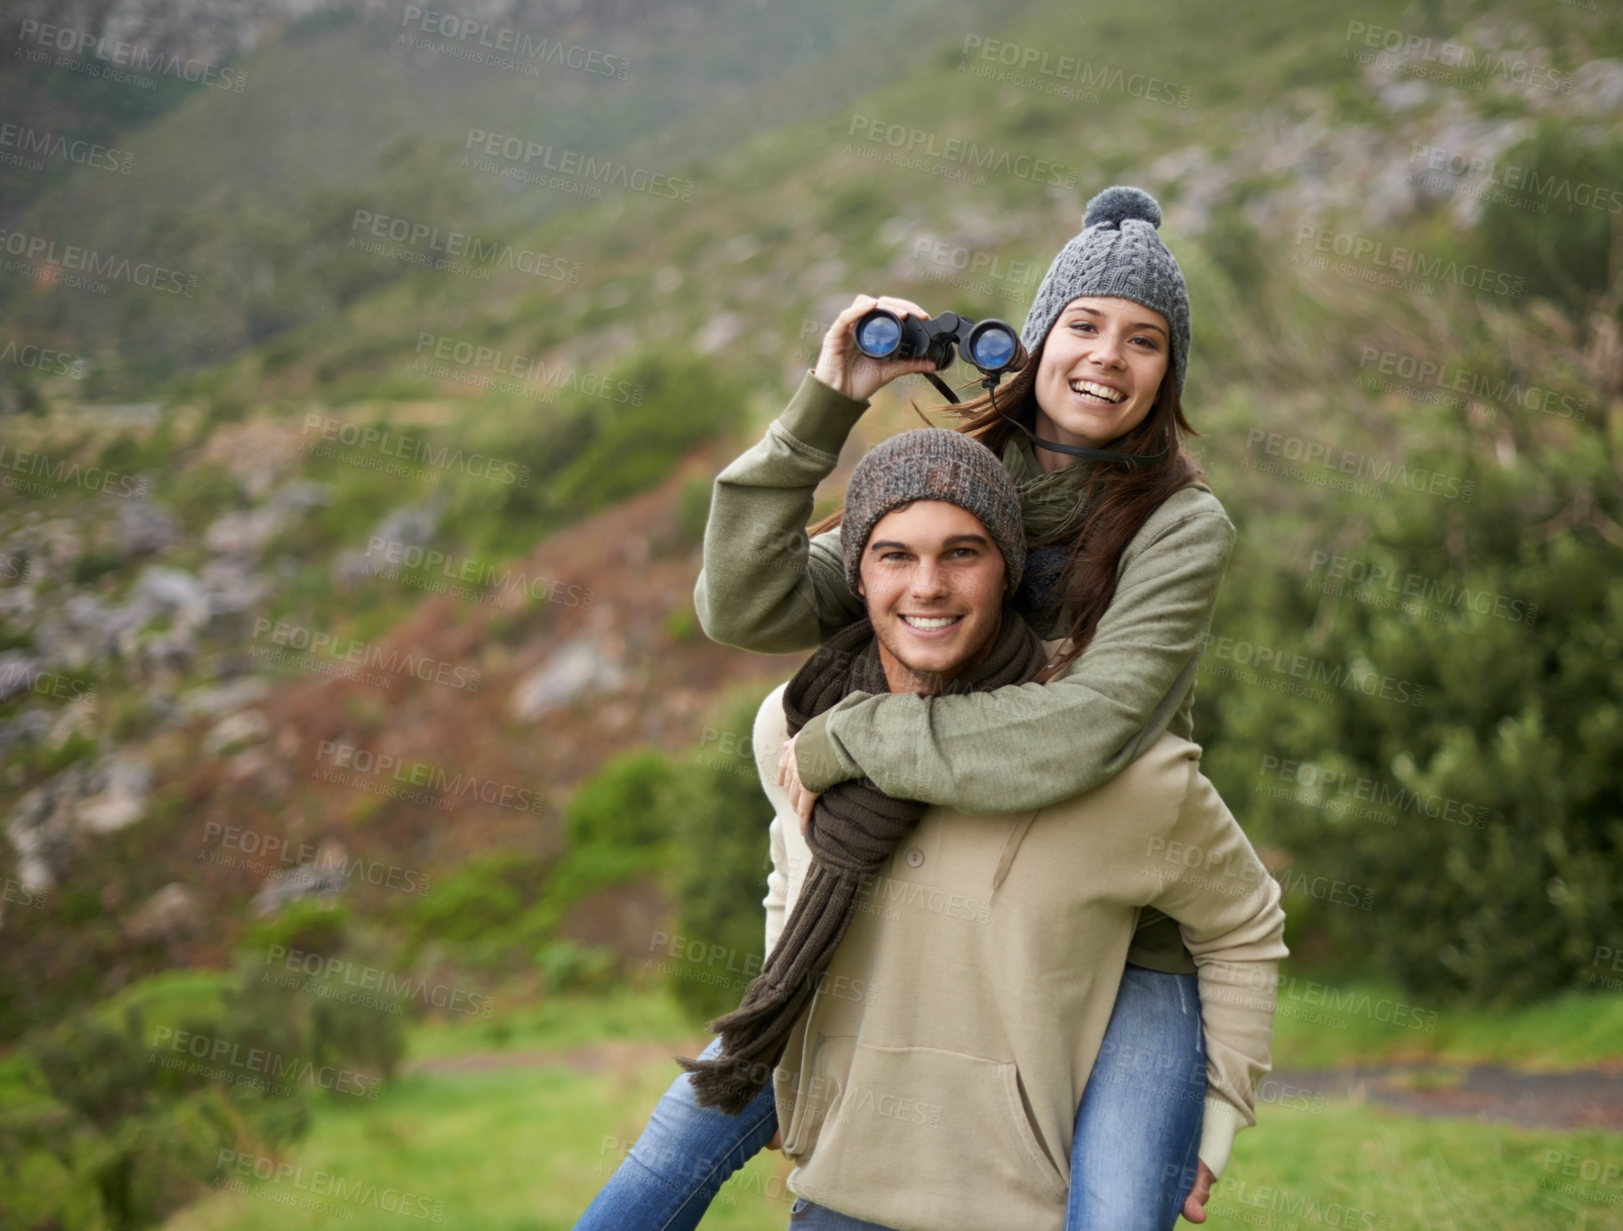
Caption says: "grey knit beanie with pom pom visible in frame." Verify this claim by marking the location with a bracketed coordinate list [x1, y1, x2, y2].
[1020, 186, 1191, 392]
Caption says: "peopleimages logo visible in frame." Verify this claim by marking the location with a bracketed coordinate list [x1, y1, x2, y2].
[1243, 428, 1475, 503]
[462, 128, 694, 201]
[250, 617, 485, 690]
[1408, 144, 1623, 216]
[0, 442, 148, 498]
[198, 822, 433, 895]
[1294, 225, 1523, 299]
[348, 210, 580, 283]
[16, 19, 248, 92]
[216, 1148, 445, 1222]
[0, 337, 89, 379]
[1258, 755, 1491, 829]
[1342, 20, 1574, 95]
[410, 332, 643, 405]
[263, 945, 493, 1018]
[148, 1026, 381, 1098]
[0, 120, 132, 174]
[399, 5, 630, 80]
[1306, 551, 1538, 626]
[957, 35, 1190, 107]
[302, 413, 529, 486]
[1202, 634, 1426, 707]
[0, 228, 196, 296]
[846, 116, 1078, 187]
[316, 740, 547, 816]
[1357, 346, 1587, 422]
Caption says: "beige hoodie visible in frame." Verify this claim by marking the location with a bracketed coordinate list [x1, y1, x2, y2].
[752, 677, 1286, 1231]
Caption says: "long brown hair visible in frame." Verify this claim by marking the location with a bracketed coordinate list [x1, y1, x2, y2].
[808, 345, 1205, 682]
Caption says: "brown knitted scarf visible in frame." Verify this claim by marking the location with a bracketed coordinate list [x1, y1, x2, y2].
[679, 608, 1051, 1112]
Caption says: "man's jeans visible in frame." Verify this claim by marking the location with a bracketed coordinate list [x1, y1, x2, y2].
[572, 966, 1205, 1231]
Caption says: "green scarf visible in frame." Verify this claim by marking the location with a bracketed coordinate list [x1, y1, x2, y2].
[1000, 431, 1098, 547]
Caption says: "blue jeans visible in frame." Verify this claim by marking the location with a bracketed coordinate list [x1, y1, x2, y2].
[787, 1196, 897, 1228]
[573, 968, 1203, 1231]
[573, 1037, 780, 1231]
[1068, 964, 1206, 1231]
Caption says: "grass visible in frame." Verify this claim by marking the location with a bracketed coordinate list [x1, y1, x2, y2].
[138, 979, 1623, 1230]
[1269, 979, 1623, 1072]
[403, 983, 697, 1061]
[151, 1015, 1623, 1231]
[1218, 1100, 1623, 1231]
[158, 1046, 792, 1231]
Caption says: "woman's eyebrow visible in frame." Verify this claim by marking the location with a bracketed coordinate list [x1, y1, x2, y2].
[1065, 306, 1167, 337]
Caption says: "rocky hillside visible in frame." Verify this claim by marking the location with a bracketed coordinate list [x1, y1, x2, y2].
[2, 0, 1619, 1037]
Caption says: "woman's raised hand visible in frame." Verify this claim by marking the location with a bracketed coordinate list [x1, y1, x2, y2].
[813, 294, 943, 403]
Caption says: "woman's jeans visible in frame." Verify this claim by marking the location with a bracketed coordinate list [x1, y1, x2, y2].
[572, 966, 1204, 1231]
[573, 1036, 779, 1231]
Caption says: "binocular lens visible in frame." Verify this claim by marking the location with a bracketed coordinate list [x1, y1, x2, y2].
[966, 324, 1018, 373]
[854, 312, 903, 359]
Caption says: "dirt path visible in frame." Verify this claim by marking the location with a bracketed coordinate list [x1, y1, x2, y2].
[402, 1038, 695, 1078]
[406, 1044, 1623, 1133]
[1269, 1064, 1623, 1132]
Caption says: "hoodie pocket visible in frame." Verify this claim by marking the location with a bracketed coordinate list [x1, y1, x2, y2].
[778, 1031, 855, 1159]
[799, 1040, 1070, 1208]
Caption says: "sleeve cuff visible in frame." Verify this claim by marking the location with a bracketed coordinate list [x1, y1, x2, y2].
[1197, 1091, 1249, 1179]
[794, 709, 858, 792]
[778, 371, 871, 456]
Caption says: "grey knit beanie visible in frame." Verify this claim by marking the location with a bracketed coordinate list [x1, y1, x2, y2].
[842, 428, 1025, 595]
[1020, 186, 1191, 393]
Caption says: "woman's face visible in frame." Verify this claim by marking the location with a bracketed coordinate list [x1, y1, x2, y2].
[1032, 297, 1171, 456]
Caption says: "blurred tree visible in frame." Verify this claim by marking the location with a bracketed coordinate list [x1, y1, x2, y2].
[1199, 276, 1622, 1005]
[664, 689, 776, 1021]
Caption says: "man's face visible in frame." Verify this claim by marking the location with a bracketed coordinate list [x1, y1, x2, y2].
[856, 499, 1008, 694]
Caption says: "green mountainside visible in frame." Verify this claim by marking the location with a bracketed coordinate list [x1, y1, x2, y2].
[0, 0, 1619, 1194]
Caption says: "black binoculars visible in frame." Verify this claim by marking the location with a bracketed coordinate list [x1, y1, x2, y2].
[852, 308, 1024, 379]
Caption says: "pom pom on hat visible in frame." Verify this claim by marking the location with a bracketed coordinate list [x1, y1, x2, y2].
[1082, 185, 1162, 231]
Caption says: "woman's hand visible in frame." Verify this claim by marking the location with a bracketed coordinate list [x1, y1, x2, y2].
[813, 294, 943, 403]
[777, 735, 822, 837]
[1181, 1160, 1217, 1222]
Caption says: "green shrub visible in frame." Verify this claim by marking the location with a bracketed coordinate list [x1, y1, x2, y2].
[664, 689, 776, 1021]
[535, 939, 617, 994]
[1200, 436, 1622, 1006]
[546, 351, 747, 517]
[1473, 123, 1623, 314]
[237, 899, 351, 961]
[674, 474, 713, 550]
[405, 849, 547, 948]
[5, 972, 338, 1231]
[564, 749, 677, 851]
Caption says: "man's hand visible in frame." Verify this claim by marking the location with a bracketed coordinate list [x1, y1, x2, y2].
[767, 1127, 782, 1151]
[1181, 1160, 1217, 1223]
[777, 735, 822, 836]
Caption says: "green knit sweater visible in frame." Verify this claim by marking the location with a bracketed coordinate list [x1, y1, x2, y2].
[694, 371, 1238, 971]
